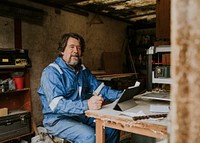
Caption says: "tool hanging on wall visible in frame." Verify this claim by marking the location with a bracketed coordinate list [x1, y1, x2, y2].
[121, 39, 137, 79]
[87, 14, 103, 26]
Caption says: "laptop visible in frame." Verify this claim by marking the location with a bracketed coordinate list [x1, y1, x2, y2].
[113, 81, 141, 111]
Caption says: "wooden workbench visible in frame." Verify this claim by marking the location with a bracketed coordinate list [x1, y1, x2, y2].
[85, 99, 169, 143]
[94, 73, 137, 81]
[93, 72, 139, 90]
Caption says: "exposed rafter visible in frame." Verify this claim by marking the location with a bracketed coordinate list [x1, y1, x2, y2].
[29, 0, 156, 24]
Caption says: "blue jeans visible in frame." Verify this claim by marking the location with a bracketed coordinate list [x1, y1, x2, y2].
[44, 115, 120, 143]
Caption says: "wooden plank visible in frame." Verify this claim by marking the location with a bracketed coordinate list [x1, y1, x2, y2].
[156, 0, 170, 41]
[103, 121, 167, 139]
[95, 73, 137, 81]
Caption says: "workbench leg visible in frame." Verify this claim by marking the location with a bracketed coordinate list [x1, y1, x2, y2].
[96, 119, 105, 143]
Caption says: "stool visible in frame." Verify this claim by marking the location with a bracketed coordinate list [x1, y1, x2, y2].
[52, 135, 72, 143]
[32, 126, 72, 143]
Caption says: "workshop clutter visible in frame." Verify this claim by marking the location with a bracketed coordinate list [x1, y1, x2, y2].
[0, 72, 24, 92]
[12, 72, 25, 90]
[0, 78, 15, 92]
[0, 48, 31, 67]
[13, 77, 24, 90]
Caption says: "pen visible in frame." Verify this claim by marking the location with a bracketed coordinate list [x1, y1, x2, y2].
[93, 83, 104, 96]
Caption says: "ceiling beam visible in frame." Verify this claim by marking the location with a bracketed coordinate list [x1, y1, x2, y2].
[49, 0, 86, 4]
[62, 5, 89, 16]
[0, 1, 46, 25]
[28, 0, 156, 24]
[125, 12, 156, 19]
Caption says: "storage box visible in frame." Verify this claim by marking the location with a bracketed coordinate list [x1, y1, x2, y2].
[0, 110, 31, 142]
[0, 108, 8, 117]
[0, 49, 31, 67]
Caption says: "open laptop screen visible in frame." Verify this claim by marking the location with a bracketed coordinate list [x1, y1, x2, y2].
[113, 81, 141, 111]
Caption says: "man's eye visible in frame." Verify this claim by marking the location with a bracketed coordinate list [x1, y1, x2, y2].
[70, 46, 81, 49]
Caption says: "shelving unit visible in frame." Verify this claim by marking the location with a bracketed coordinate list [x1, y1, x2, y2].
[146, 45, 171, 91]
[0, 66, 33, 142]
[152, 71, 171, 84]
[0, 65, 26, 69]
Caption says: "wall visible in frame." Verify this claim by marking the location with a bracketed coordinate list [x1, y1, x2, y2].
[0, 1, 128, 125]
[0, 17, 14, 48]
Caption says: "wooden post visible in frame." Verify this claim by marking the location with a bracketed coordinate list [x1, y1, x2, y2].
[171, 0, 200, 142]
[96, 119, 105, 143]
[14, 19, 22, 49]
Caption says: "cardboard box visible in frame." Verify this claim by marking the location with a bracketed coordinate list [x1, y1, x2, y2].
[0, 108, 8, 117]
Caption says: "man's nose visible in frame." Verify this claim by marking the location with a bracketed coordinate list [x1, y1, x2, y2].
[73, 46, 79, 52]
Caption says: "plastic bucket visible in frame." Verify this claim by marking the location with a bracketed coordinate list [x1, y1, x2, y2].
[13, 77, 24, 90]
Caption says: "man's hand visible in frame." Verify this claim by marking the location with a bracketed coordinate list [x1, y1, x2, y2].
[88, 95, 104, 110]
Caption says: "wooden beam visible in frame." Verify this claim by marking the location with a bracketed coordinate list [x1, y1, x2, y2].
[14, 19, 22, 49]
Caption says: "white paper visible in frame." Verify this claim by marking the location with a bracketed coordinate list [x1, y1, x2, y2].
[128, 81, 140, 89]
[150, 105, 169, 113]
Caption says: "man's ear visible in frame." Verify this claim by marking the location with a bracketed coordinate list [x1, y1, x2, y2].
[61, 52, 64, 55]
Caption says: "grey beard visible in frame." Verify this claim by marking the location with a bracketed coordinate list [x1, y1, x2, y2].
[68, 59, 79, 66]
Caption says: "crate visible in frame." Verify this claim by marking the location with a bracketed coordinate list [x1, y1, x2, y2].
[0, 110, 31, 142]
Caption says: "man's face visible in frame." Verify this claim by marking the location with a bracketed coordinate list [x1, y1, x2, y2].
[61, 37, 82, 67]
